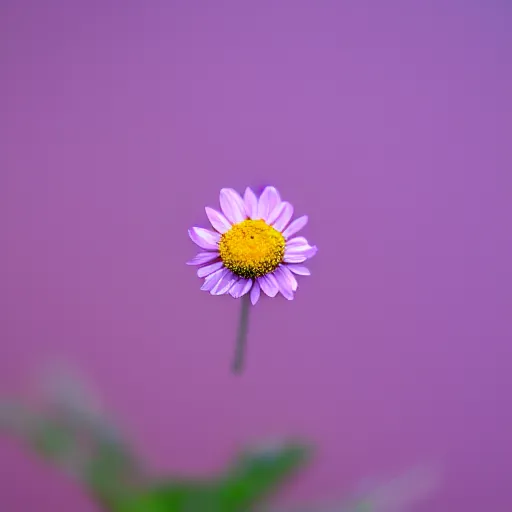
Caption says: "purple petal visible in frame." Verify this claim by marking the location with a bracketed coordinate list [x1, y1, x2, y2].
[244, 187, 259, 219]
[283, 245, 317, 262]
[239, 278, 253, 297]
[277, 265, 298, 291]
[266, 201, 284, 225]
[201, 268, 228, 291]
[205, 207, 232, 234]
[250, 280, 261, 305]
[286, 264, 310, 276]
[188, 227, 220, 250]
[228, 279, 243, 298]
[286, 236, 309, 247]
[257, 186, 281, 221]
[229, 278, 252, 298]
[219, 188, 246, 224]
[282, 215, 308, 239]
[197, 260, 224, 278]
[285, 244, 309, 254]
[304, 245, 318, 258]
[258, 273, 279, 297]
[285, 243, 318, 259]
[272, 202, 294, 232]
[211, 271, 238, 295]
[186, 252, 219, 266]
[283, 253, 308, 263]
[273, 267, 294, 300]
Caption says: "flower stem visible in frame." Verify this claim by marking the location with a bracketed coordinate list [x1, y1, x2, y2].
[232, 293, 251, 374]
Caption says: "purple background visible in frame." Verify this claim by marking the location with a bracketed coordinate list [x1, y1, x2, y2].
[1, 1, 511, 510]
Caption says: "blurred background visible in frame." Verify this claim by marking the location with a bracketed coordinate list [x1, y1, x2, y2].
[1, 1, 511, 510]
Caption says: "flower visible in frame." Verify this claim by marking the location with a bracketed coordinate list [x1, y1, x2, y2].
[187, 186, 317, 304]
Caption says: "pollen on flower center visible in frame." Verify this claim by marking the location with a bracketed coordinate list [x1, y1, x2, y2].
[218, 219, 285, 278]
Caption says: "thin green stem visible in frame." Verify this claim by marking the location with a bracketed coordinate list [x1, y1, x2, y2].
[231, 293, 251, 374]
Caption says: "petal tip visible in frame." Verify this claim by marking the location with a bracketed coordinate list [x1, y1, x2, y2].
[250, 280, 261, 305]
[307, 245, 318, 258]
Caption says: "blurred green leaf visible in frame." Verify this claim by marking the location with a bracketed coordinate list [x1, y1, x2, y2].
[1, 375, 439, 512]
[1, 398, 145, 510]
[218, 442, 310, 510]
[128, 481, 221, 512]
[30, 419, 75, 458]
[129, 442, 311, 512]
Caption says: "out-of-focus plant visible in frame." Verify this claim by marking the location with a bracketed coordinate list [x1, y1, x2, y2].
[0, 370, 438, 512]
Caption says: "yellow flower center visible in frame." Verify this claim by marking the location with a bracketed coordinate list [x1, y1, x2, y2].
[218, 219, 285, 278]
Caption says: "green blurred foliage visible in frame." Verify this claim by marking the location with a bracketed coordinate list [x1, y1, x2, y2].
[0, 399, 310, 512]
[0, 377, 438, 512]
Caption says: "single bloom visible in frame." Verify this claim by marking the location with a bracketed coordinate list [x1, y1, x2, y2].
[187, 186, 317, 305]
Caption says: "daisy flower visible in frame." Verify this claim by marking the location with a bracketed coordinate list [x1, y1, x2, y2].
[187, 186, 317, 304]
